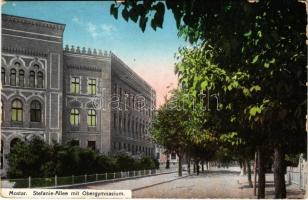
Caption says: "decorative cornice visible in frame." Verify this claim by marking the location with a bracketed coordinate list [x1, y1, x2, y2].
[2, 47, 48, 58]
[2, 14, 65, 31]
[67, 64, 102, 72]
[63, 44, 110, 57]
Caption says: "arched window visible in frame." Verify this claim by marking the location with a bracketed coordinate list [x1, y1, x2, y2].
[29, 71, 35, 88]
[1, 68, 5, 85]
[37, 71, 43, 88]
[70, 109, 79, 126]
[30, 101, 41, 122]
[10, 69, 16, 86]
[87, 109, 96, 127]
[11, 100, 22, 121]
[18, 70, 24, 87]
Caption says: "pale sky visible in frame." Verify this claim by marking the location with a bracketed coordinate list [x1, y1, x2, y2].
[3, 1, 187, 107]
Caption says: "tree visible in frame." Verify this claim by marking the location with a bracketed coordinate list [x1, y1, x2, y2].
[151, 90, 193, 176]
[111, 1, 306, 198]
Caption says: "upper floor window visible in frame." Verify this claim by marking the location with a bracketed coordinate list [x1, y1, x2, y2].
[113, 113, 116, 129]
[70, 108, 80, 126]
[11, 99, 22, 122]
[71, 77, 80, 94]
[1, 68, 5, 85]
[128, 118, 131, 132]
[18, 70, 24, 87]
[1, 100, 4, 123]
[10, 69, 16, 86]
[119, 88, 122, 102]
[87, 79, 96, 95]
[123, 115, 126, 131]
[87, 109, 96, 127]
[30, 101, 41, 122]
[119, 116, 122, 129]
[113, 84, 117, 94]
[128, 93, 131, 107]
[29, 71, 35, 88]
[37, 72, 44, 88]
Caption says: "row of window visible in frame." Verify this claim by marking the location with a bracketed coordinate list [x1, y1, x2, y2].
[71, 77, 97, 95]
[2, 99, 42, 122]
[113, 84, 153, 117]
[69, 109, 97, 127]
[1, 67, 44, 88]
[70, 140, 96, 151]
[113, 142, 153, 155]
[113, 113, 149, 134]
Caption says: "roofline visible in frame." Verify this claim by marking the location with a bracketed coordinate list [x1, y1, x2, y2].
[2, 13, 66, 27]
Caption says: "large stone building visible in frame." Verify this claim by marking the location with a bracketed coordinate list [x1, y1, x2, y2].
[0, 14, 156, 175]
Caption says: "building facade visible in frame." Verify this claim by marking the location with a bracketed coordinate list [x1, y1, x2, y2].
[0, 14, 156, 175]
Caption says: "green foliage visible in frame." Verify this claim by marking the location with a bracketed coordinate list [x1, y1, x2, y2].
[111, 0, 307, 172]
[7, 138, 156, 179]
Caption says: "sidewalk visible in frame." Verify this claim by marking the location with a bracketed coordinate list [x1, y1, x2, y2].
[237, 173, 305, 199]
[79, 171, 188, 191]
[133, 171, 305, 198]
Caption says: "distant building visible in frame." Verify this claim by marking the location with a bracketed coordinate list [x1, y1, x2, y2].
[155, 145, 179, 169]
[1, 14, 156, 176]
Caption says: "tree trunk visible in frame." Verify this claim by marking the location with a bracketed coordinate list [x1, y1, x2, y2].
[243, 160, 247, 175]
[187, 157, 191, 175]
[178, 154, 182, 177]
[201, 161, 204, 172]
[254, 152, 258, 196]
[206, 161, 209, 170]
[196, 161, 200, 175]
[166, 159, 170, 169]
[240, 160, 244, 176]
[246, 159, 253, 188]
[273, 146, 286, 198]
[258, 149, 266, 199]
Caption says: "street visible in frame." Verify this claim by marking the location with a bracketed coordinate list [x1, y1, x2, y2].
[80, 170, 305, 198]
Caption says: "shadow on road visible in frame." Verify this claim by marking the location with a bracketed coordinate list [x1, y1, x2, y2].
[265, 189, 305, 197]
[187, 170, 240, 178]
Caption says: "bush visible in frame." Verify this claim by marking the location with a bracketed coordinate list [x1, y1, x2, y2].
[136, 156, 156, 170]
[115, 154, 136, 171]
[7, 138, 156, 179]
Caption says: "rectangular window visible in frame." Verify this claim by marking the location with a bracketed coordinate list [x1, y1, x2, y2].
[71, 140, 79, 146]
[88, 79, 96, 95]
[87, 109, 96, 127]
[87, 141, 96, 150]
[70, 77, 80, 94]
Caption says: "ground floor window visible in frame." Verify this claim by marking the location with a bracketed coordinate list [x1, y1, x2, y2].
[87, 141, 96, 150]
